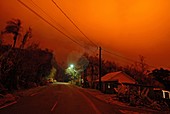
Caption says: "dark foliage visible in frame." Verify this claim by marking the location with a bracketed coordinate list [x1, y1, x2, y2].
[0, 19, 56, 92]
[0, 45, 53, 91]
[2, 19, 21, 48]
[149, 68, 170, 90]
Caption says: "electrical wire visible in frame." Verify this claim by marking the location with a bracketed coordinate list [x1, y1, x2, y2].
[19, 0, 97, 53]
[102, 48, 157, 69]
[103, 49, 137, 63]
[18, 0, 86, 49]
[18, 0, 164, 69]
[51, 0, 98, 49]
[30, 0, 76, 40]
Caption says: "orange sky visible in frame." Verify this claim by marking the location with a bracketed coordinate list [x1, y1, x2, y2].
[0, 0, 170, 69]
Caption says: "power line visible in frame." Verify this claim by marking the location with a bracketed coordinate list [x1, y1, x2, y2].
[102, 48, 157, 68]
[17, 0, 86, 49]
[103, 49, 137, 63]
[30, 0, 76, 39]
[51, 0, 98, 49]
[19, 0, 97, 53]
[18, 0, 161, 69]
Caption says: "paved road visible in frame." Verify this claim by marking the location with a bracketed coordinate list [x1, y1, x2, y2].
[0, 82, 167, 114]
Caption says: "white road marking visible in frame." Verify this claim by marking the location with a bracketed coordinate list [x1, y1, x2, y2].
[0, 101, 17, 109]
[30, 92, 39, 96]
[119, 110, 140, 114]
[51, 101, 58, 112]
[75, 88, 101, 114]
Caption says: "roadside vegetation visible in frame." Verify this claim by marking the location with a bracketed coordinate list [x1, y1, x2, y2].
[72, 53, 170, 90]
[0, 19, 58, 106]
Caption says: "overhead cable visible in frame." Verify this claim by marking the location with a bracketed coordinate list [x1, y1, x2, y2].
[51, 0, 98, 49]
[18, 0, 86, 48]
[103, 48, 157, 68]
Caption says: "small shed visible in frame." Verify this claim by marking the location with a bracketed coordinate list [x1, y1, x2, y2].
[95, 71, 137, 93]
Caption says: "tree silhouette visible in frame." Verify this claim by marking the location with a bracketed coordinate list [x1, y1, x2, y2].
[149, 68, 170, 90]
[2, 19, 21, 48]
[20, 27, 32, 49]
[150, 68, 170, 81]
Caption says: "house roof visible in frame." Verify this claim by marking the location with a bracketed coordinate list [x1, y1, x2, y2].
[96, 71, 137, 84]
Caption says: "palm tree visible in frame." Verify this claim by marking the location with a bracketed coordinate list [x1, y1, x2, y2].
[2, 19, 21, 48]
[20, 27, 32, 49]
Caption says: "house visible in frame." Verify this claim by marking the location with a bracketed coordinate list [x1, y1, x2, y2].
[94, 71, 137, 93]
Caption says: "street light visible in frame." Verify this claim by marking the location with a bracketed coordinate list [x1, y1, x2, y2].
[67, 64, 80, 86]
[70, 64, 74, 68]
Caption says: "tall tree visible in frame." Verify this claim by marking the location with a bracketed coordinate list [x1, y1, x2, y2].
[20, 27, 32, 49]
[2, 19, 21, 48]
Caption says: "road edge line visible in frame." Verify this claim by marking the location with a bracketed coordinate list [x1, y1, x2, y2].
[0, 101, 17, 109]
[51, 101, 58, 112]
[75, 88, 101, 114]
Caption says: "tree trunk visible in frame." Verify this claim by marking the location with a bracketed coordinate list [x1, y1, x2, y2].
[13, 34, 18, 48]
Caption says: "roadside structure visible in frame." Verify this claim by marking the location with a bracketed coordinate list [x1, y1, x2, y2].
[94, 71, 137, 93]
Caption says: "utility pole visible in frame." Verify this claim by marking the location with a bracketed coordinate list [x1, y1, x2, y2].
[99, 47, 102, 90]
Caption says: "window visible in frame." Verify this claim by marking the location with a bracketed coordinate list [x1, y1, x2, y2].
[108, 83, 110, 88]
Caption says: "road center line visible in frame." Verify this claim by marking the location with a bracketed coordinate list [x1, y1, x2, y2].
[51, 101, 58, 112]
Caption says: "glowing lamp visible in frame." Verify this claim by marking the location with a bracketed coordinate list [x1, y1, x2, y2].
[70, 64, 74, 68]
